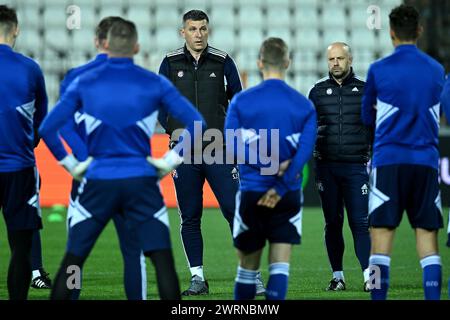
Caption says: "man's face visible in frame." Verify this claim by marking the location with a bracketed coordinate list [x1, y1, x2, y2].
[181, 19, 208, 53]
[327, 45, 352, 79]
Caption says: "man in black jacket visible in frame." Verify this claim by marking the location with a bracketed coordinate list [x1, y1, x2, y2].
[308, 42, 371, 292]
[158, 10, 265, 296]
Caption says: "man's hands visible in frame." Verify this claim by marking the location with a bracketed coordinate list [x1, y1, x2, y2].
[257, 159, 292, 208]
[147, 149, 184, 179]
[257, 188, 281, 209]
[59, 155, 93, 182]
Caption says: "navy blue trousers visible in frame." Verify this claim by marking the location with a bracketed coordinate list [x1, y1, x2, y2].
[173, 161, 239, 268]
[31, 230, 43, 270]
[68, 180, 147, 300]
[315, 162, 371, 272]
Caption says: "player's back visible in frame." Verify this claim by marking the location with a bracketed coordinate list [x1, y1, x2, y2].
[0, 44, 47, 172]
[368, 45, 444, 169]
[73, 58, 174, 179]
[60, 54, 107, 96]
[58, 54, 108, 161]
[227, 79, 316, 192]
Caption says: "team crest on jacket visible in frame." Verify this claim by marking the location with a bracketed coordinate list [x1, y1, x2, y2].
[177, 70, 184, 78]
[326, 88, 332, 95]
[361, 183, 368, 195]
[231, 167, 239, 180]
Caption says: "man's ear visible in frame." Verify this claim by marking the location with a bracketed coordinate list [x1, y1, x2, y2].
[417, 25, 423, 38]
[94, 37, 100, 50]
[389, 28, 396, 41]
[103, 39, 109, 50]
[257, 59, 264, 71]
[134, 42, 140, 55]
[284, 58, 291, 70]
[180, 27, 185, 39]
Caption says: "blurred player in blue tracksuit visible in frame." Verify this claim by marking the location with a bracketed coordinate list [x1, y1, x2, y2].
[441, 74, 450, 249]
[362, 5, 445, 300]
[440, 73, 450, 298]
[225, 38, 317, 300]
[0, 5, 47, 299]
[57, 16, 148, 300]
[39, 19, 205, 300]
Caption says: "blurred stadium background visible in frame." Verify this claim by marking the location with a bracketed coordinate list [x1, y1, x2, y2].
[3, 0, 450, 208]
[0, 0, 449, 300]
[3, 0, 449, 108]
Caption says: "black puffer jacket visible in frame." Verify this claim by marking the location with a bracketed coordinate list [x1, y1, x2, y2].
[308, 69, 372, 163]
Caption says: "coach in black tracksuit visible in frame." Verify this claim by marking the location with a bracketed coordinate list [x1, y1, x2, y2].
[308, 43, 372, 292]
[157, 10, 267, 296]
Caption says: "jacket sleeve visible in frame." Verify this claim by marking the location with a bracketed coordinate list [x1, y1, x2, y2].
[273, 106, 317, 197]
[57, 70, 89, 161]
[307, 86, 315, 104]
[441, 76, 450, 124]
[224, 95, 242, 164]
[59, 114, 88, 161]
[224, 55, 243, 100]
[39, 77, 82, 161]
[157, 57, 171, 131]
[361, 65, 377, 127]
[32, 64, 48, 147]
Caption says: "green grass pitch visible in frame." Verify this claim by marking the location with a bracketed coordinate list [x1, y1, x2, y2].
[0, 207, 449, 300]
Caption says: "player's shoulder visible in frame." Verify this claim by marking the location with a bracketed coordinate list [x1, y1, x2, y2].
[234, 82, 265, 102]
[368, 52, 392, 72]
[133, 65, 175, 91]
[65, 56, 108, 83]
[348, 74, 365, 88]
[166, 47, 184, 60]
[65, 60, 97, 81]
[419, 50, 445, 74]
[133, 64, 161, 80]
[286, 83, 315, 108]
[14, 51, 43, 74]
[73, 62, 109, 87]
[308, 76, 330, 97]
[312, 76, 330, 89]
[207, 46, 228, 60]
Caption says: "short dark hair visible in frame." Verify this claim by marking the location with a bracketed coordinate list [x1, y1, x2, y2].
[0, 5, 18, 37]
[389, 4, 420, 41]
[107, 19, 138, 55]
[182, 10, 209, 25]
[259, 37, 289, 69]
[96, 16, 124, 43]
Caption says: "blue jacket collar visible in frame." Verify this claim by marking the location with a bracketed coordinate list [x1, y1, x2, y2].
[95, 53, 108, 61]
[108, 57, 134, 65]
[395, 44, 417, 52]
[0, 44, 13, 52]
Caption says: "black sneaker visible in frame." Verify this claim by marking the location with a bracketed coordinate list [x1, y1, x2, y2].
[31, 268, 52, 289]
[326, 278, 346, 291]
[255, 272, 266, 296]
[181, 275, 209, 296]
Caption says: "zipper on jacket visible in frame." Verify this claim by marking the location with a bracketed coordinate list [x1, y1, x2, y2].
[338, 85, 342, 153]
[194, 63, 199, 107]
